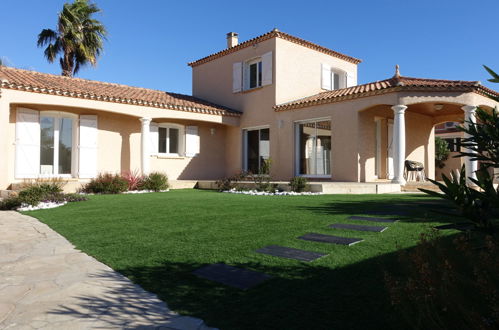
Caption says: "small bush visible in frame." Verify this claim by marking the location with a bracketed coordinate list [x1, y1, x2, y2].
[83, 173, 128, 194]
[122, 170, 144, 191]
[19, 177, 65, 193]
[140, 172, 169, 192]
[18, 186, 46, 206]
[216, 171, 247, 191]
[289, 176, 307, 192]
[253, 159, 277, 192]
[0, 196, 22, 210]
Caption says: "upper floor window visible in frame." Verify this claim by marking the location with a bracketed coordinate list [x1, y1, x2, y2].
[321, 63, 355, 91]
[232, 51, 273, 93]
[247, 58, 263, 89]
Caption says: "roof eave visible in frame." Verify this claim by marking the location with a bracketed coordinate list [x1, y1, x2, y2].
[188, 30, 361, 67]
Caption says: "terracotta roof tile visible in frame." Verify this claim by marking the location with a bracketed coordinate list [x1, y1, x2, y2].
[188, 29, 361, 67]
[0, 66, 240, 117]
[274, 76, 499, 111]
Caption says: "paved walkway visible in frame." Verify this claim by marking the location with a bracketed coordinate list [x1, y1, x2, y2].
[0, 211, 214, 330]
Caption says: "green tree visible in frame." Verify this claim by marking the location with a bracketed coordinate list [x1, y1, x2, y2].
[37, 0, 107, 77]
[435, 137, 450, 169]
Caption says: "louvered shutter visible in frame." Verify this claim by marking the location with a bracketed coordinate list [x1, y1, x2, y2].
[232, 62, 242, 93]
[15, 108, 40, 178]
[79, 115, 98, 178]
[150, 122, 158, 155]
[321, 63, 331, 90]
[347, 72, 356, 87]
[185, 126, 200, 157]
[261, 51, 273, 86]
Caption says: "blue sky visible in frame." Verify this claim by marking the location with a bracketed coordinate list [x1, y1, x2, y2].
[1, 0, 498, 94]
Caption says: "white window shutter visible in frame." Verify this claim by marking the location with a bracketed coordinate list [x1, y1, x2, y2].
[232, 62, 242, 93]
[347, 71, 356, 87]
[150, 122, 158, 155]
[15, 108, 40, 178]
[185, 126, 200, 157]
[321, 63, 331, 90]
[79, 115, 98, 179]
[261, 51, 273, 86]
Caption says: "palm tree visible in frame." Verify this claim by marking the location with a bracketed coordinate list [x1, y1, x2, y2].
[37, 0, 107, 77]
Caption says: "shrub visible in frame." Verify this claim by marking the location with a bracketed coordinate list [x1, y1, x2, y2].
[18, 186, 46, 206]
[435, 137, 450, 169]
[83, 173, 128, 194]
[216, 171, 247, 191]
[0, 196, 22, 210]
[253, 159, 277, 192]
[289, 176, 307, 192]
[140, 172, 169, 192]
[122, 170, 144, 191]
[385, 230, 499, 330]
[19, 177, 65, 193]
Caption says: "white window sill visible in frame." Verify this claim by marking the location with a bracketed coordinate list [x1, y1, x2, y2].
[152, 154, 185, 160]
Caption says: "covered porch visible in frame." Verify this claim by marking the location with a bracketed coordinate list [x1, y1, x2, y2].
[359, 99, 496, 186]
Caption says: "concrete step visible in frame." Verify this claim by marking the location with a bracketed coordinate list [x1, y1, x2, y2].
[0, 190, 17, 199]
[402, 182, 442, 193]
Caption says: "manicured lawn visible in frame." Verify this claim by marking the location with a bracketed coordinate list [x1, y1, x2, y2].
[25, 190, 457, 329]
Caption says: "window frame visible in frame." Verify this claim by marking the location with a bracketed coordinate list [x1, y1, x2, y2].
[245, 57, 263, 90]
[39, 111, 79, 178]
[157, 123, 185, 157]
[330, 69, 346, 90]
[294, 117, 332, 178]
[242, 125, 270, 174]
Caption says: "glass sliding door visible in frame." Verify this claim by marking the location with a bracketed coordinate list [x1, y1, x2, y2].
[297, 120, 331, 176]
[244, 128, 270, 174]
[40, 115, 74, 176]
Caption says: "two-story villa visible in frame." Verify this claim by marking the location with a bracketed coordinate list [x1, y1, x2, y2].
[1, 29, 498, 192]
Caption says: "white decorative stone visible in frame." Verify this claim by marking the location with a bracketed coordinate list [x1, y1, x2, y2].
[223, 189, 323, 196]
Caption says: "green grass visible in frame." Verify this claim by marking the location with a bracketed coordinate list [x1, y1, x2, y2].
[25, 190, 458, 329]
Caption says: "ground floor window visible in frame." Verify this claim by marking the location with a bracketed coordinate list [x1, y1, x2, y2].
[244, 127, 270, 174]
[297, 120, 331, 176]
[40, 114, 75, 176]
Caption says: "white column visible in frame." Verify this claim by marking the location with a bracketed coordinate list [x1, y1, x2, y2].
[391, 105, 407, 185]
[140, 117, 151, 176]
[462, 105, 478, 183]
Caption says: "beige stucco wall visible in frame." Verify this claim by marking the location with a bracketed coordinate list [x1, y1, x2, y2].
[0, 89, 234, 189]
[274, 38, 357, 104]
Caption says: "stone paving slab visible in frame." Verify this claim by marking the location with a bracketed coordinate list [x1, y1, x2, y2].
[0, 211, 215, 330]
[255, 245, 327, 262]
[192, 263, 271, 290]
[298, 233, 363, 246]
[329, 223, 388, 232]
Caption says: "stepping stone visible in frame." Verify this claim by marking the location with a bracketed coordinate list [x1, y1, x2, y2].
[329, 223, 387, 232]
[348, 216, 397, 223]
[298, 233, 363, 246]
[256, 245, 327, 262]
[192, 263, 271, 290]
[434, 223, 475, 231]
